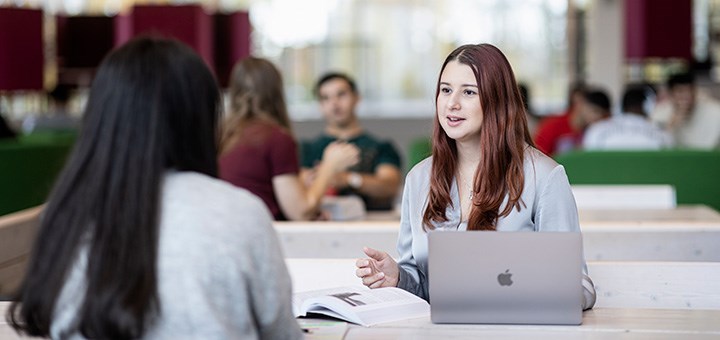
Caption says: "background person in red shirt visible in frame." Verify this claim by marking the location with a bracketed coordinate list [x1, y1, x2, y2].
[533, 82, 587, 156]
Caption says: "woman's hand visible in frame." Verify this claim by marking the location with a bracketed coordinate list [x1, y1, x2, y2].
[355, 247, 399, 288]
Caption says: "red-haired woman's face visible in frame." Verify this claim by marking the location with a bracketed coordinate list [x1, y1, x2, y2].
[437, 60, 484, 144]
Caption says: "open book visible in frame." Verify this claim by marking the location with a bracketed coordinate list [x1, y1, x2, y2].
[293, 286, 430, 326]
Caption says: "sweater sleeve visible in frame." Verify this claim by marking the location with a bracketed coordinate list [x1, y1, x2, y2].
[536, 165, 597, 310]
[244, 202, 304, 339]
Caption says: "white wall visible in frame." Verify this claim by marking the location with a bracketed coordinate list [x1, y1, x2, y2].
[586, 0, 624, 110]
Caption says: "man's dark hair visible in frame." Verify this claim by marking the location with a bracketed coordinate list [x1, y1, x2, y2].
[315, 72, 357, 97]
[667, 72, 695, 90]
[622, 84, 654, 115]
[567, 81, 587, 108]
[584, 90, 611, 112]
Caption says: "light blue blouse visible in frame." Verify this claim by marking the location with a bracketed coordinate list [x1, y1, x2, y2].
[396, 146, 597, 310]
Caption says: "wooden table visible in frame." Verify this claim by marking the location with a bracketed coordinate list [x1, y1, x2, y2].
[285, 258, 720, 309]
[306, 309, 720, 340]
[3, 256, 719, 340]
[3, 301, 717, 339]
[366, 205, 720, 224]
[2, 303, 717, 340]
[288, 258, 720, 339]
[577, 205, 720, 226]
[306, 308, 720, 339]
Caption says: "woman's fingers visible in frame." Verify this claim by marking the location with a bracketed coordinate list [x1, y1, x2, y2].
[362, 271, 385, 287]
[356, 255, 390, 288]
[363, 247, 387, 261]
[369, 277, 387, 289]
[355, 267, 373, 278]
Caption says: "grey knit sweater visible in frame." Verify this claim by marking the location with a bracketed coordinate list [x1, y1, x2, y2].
[50, 172, 303, 339]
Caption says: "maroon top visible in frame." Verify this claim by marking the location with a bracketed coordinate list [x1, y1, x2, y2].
[219, 121, 299, 220]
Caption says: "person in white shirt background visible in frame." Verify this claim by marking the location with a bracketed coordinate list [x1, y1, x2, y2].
[583, 84, 674, 150]
[651, 72, 720, 149]
[21, 84, 81, 134]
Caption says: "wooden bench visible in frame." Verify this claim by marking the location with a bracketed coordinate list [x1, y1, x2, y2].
[0, 206, 42, 298]
[285, 258, 720, 310]
[274, 208, 720, 261]
[571, 184, 676, 209]
[589, 262, 720, 309]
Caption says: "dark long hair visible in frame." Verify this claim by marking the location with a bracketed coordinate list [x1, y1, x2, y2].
[423, 44, 533, 231]
[7, 37, 220, 338]
[220, 57, 291, 154]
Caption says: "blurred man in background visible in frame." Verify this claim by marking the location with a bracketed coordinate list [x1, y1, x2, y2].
[651, 72, 720, 149]
[301, 72, 402, 211]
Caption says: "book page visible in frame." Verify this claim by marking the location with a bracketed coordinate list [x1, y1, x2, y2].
[294, 286, 430, 326]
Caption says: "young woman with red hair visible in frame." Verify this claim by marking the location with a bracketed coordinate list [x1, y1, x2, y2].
[355, 43, 596, 310]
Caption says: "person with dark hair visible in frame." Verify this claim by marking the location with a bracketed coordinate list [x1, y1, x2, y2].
[301, 72, 402, 211]
[0, 112, 17, 139]
[581, 90, 611, 116]
[219, 57, 359, 220]
[578, 89, 611, 127]
[650, 71, 720, 149]
[6, 37, 302, 339]
[354, 43, 596, 310]
[583, 84, 673, 150]
[533, 81, 588, 156]
[518, 82, 540, 135]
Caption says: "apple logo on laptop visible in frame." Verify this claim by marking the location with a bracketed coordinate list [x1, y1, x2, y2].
[497, 269, 513, 286]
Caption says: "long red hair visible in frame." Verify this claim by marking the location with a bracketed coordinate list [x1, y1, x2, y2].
[422, 44, 534, 231]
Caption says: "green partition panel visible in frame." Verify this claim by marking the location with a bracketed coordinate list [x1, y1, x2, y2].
[0, 140, 74, 216]
[18, 131, 77, 145]
[555, 150, 720, 211]
[407, 137, 432, 172]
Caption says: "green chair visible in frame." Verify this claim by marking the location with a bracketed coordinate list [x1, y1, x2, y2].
[0, 139, 74, 216]
[555, 150, 720, 211]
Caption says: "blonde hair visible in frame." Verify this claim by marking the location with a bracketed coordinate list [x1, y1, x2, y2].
[221, 57, 291, 153]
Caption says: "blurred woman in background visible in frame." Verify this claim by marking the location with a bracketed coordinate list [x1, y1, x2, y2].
[219, 57, 359, 220]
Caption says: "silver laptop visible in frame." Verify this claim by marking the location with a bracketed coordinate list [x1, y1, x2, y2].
[428, 231, 584, 325]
